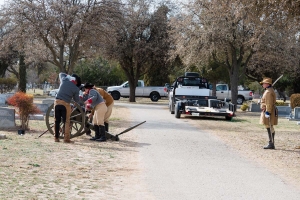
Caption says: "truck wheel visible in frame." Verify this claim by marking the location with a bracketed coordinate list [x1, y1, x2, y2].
[175, 103, 181, 118]
[225, 116, 232, 121]
[169, 101, 174, 114]
[237, 96, 244, 105]
[150, 92, 160, 102]
[111, 91, 120, 100]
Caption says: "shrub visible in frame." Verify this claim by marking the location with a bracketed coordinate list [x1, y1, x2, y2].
[275, 100, 285, 106]
[240, 103, 249, 111]
[0, 77, 17, 94]
[7, 92, 41, 130]
[290, 94, 300, 109]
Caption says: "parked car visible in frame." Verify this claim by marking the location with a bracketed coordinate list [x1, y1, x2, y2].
[49, 89, 59, 97]
[106, 80, 168, 102]
[210, 84, 253, 105]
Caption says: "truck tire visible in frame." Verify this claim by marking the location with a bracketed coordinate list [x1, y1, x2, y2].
[175, 102, 181, 118]
[169, 103, 175, 114]
[111, 91, 120, 100]
[150, 92, 160, 102]
[237, 96, 244, 105]
[225, 116, 232, 121]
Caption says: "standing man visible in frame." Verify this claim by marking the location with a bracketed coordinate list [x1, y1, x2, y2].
[83, 83, 108, 142]
[54, 73, 81, 143]
[260, 77, 278, 149]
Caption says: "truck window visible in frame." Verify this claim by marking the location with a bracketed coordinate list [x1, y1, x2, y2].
[137, 81, 142, 87]
[216, 85, 227, 91]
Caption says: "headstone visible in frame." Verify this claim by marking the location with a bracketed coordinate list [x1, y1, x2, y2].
[42, 99, 54, 107]
[0, 94, 6, 106]
[0, 134, 7, 139]
[276, 106, 291, 117]
[293, 107, 300, 120]
[29, 114, 44, 120]
[250, 103, 261, 112]
[0, 107, 15, 128]
[35, 103, 49, 115]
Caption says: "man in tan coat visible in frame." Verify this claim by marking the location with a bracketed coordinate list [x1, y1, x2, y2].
[260, 77, 278, 149]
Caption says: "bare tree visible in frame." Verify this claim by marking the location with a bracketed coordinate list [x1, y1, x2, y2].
[0, 0, 121, 74]
[102, 0, 172, 102]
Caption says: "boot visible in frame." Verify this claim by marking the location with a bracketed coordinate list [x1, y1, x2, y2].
[104, 122, 109, 132]
[90, 125, 100, 141]
[264, 128, 274, 149]
[63, 127, 74, 143]
[85, 128, 91, 136]
[96, 125, 107, 142]
[54, 137, 60, 142]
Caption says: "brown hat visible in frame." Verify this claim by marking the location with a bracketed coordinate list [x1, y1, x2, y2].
[260, 77, 272, 85]
[83, 82, 94, 89]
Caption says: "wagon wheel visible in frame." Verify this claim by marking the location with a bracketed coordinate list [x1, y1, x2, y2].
[45, 102, 85, 139]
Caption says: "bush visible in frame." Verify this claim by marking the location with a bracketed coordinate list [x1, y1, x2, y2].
[240, 103, 249, 111]
[0, 77, 17, 94]
[290, 94, 300, 109]
[275, 100, 285, 106]
[7, 92, 41, 130]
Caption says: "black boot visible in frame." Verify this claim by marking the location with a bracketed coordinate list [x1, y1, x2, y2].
[96, 125, 107, 142]
[90, 125, 100, 141]
[264, 128, 275, 149]
[104, 122, 109, 132]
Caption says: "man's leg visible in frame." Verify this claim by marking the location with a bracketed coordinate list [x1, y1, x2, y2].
[264, 125, 275, 149]
[104, 102, 114, 132]
[54, 105, 65, 142]
[63, 103, 73, 143]
[93, 103, 107, 142]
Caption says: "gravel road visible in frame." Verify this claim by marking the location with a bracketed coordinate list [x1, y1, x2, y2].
[118, 102, 300, 200]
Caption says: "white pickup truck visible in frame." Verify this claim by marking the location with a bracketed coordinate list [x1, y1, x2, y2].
[211, 84, 253, 105]
[168, 72, 236, 120]
[106, 80, 168, 102]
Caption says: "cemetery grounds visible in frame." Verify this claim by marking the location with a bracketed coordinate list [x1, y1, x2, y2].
[0, 91, 299, 199]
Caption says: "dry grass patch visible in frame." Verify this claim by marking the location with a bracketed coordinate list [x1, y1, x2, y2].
[0, 105, 143, 200]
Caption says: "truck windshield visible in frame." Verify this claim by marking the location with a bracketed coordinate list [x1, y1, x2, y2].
[177, 77, 208, 88]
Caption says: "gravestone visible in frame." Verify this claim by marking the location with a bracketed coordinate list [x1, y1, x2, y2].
[42, 99, 54, 107]
[0, 94, 6, 106]
[29, 114, 44, 120]
[276, 106, 291, 117]
[293, 107, 300, 120]
[0, 107, 15, 128]
[250, 103, 261, 112]
[35, 103, 49, 115]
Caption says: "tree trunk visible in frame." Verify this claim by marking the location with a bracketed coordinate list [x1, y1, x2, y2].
[211, 81, 217, 97]
[19, 55, 26, 93]
[229, 47, 240, 106]
[128, 78, 136, 102]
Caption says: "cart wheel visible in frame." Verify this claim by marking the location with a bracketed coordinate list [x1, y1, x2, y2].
[45, 102, 85, 139]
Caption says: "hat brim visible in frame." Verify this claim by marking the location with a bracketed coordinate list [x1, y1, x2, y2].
[260, 81, 271, 85]
[84, 85, 94, 88]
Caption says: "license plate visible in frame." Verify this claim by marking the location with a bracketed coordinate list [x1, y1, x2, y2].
[192, 113, 200, 116]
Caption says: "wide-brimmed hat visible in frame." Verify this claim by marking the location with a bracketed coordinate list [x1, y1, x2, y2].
[71, 73, 81, 87]
[260, 77, 272, 85]
[83, 82, 94, 89]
